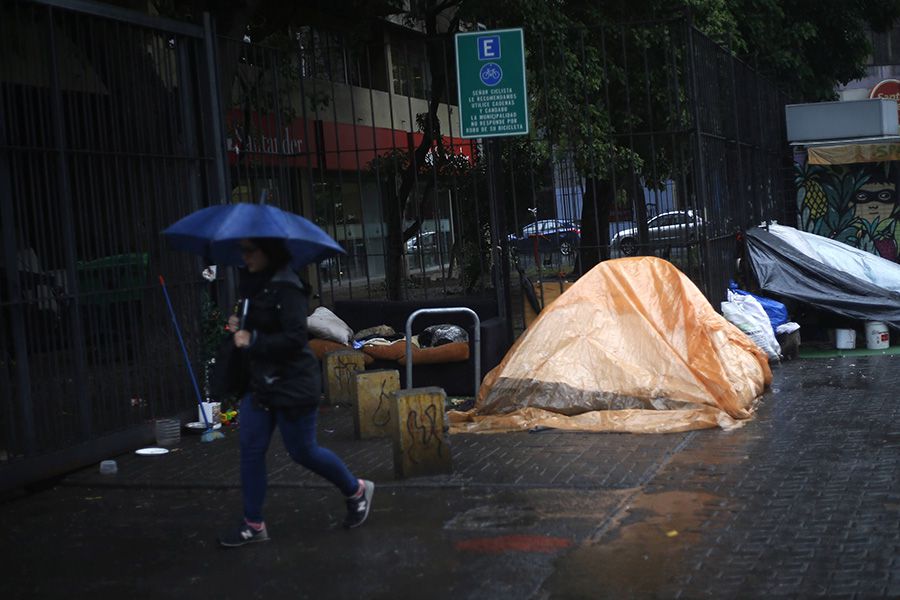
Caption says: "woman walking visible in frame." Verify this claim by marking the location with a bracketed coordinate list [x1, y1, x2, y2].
[218, 237, 373, 547]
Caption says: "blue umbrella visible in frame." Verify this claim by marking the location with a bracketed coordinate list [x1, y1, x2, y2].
[162, 203, 344, 268]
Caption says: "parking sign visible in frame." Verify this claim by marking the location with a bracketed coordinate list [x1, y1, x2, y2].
[455, 28, 528, 138]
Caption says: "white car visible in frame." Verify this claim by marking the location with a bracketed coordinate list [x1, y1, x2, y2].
[611, 210, 701, 256]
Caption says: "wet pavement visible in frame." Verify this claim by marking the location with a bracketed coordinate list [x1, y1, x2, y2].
[2, 356, 899, 599]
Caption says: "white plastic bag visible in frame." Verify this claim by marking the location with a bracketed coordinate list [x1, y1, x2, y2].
[307, 306, 353, 345]
[721, 290, 781, 361]
[776, 321, 800, 335]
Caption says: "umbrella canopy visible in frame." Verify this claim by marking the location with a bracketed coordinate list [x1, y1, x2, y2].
[162, 203, 344, 268]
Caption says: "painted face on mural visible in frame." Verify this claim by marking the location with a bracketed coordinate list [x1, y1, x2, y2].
[852, 182, 896, 222]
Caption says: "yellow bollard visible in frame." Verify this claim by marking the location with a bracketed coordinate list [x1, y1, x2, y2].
[391, 387, 452, 478]
[322, 349, 367, 405]
[351, 369, 400, 439]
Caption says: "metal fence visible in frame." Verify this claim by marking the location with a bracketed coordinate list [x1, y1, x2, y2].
[0, 0, 226, 486]
[688, 30, 793, 299]
[221, 30, 495, 307]
[0, 1, 792, 487]
[226, 17, 792, 325]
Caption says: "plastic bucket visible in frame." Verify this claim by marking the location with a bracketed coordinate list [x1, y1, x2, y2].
[199, 402, 221, 425]
[154, 418, 181, 447]
[835, 328, 856, 350]
[865, 321, 890, 350]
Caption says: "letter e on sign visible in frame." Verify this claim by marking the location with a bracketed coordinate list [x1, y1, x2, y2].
[478, 35, 500, 61]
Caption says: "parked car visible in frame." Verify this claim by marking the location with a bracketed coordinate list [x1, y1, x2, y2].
[318, 255, 343, 280]
[510, 219, 581, 256]
[610, 210, 701, 256]
[405, 231, 441, 254]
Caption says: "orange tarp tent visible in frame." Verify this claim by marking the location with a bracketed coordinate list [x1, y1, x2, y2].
[450, 257, 772, 434]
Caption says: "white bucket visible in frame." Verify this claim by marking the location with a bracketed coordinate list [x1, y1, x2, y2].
[835, 328, 856, 350]
[198, 401, 221, 425]
[865, 321, 890, 350]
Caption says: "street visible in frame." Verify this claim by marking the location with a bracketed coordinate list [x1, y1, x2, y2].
[3, 355, 898, 599]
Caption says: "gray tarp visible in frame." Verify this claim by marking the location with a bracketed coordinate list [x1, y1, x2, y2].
[745, 224, 900, 330]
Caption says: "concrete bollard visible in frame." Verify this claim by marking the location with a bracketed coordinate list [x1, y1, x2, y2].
[391, 386, 452, 478]
[351, 369, 400, 440]
[322, 349, 367, 405]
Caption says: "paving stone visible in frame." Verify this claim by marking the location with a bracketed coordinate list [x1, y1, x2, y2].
[633, 356, 900, 599]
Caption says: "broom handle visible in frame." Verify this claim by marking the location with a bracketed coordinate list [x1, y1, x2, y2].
[158, 275, 210, 428]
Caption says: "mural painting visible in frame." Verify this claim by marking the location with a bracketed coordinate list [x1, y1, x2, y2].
[796, 161, 900, 261]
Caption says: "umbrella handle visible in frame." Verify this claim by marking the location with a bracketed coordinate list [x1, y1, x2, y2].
[239, 298, 249, 330]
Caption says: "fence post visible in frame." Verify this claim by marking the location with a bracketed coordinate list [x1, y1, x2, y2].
[0, 84, 33, 457]
[486, 138, 512, 343]
[176, 43, 204, 214]
[727, 35, 749, 239]
[202, 13, 236, 309]
[48, 7, 91, 441]
[685, 17, 714, 299]
[202, 13, 229, 204]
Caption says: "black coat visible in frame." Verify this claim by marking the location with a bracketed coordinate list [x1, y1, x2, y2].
[242, 267, 321, 410]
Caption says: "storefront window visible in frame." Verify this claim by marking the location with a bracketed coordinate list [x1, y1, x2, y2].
[312, 175, 456, 286]
[313, 176, 386, 282]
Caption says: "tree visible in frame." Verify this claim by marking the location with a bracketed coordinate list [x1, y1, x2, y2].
[720, 0, 900, 101]
[368, 115, 483, 297]
[105, 0, 900, 279]
[461, 0, 900, 271]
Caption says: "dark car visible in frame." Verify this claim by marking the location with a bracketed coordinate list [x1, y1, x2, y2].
[510, 219, 580, 256]
[610, 210, 701, 256]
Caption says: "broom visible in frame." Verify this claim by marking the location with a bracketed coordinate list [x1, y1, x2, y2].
[159, 275, 225, 442]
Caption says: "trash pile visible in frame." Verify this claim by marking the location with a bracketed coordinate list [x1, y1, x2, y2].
[721, 283, 800, 361]
[450, 257, 772, 434]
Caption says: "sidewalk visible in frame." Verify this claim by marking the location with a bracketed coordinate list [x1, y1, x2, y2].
[64, 404, 690, 493]
[3, 355, 899, 599]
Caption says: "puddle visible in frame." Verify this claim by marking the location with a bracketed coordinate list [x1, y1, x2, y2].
[454, 534, 573, 554]
[542, 490, 724, 598]
[444, 504, 539, 530]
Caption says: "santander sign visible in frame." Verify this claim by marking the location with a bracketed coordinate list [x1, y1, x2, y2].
[869, 79, 900, 121]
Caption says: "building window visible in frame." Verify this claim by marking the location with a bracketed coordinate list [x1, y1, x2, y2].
[298, 27, 347, 83]
[391, 40, 428, 99]
[297, 27, 372, 87]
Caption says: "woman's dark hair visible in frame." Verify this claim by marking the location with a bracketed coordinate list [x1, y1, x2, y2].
[251, 237, 292, 269]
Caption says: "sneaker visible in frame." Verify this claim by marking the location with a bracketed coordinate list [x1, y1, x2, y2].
[218, 521, 270, 547]
[343, 479, 374, 529]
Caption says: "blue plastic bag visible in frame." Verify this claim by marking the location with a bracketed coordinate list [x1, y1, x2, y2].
[728, 281, 788, 329]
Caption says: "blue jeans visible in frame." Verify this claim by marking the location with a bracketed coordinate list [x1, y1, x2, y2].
[239, 396, 358, 522]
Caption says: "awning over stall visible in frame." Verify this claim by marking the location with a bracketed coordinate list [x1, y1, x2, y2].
[807, 140, 900, 165]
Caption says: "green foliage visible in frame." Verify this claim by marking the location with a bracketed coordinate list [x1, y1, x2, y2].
[199, 290, 230, 403]
[368, 118, 489, 291]
[706, 0, 900, 100]
[199, 290, 227, 365]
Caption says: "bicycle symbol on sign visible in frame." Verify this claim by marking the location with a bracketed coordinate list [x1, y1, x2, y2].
[479, 62, 503, 86]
